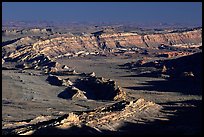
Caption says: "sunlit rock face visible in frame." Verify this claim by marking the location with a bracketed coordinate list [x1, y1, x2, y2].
[2, 28, 201, 78]
[32, 28, 202, 58]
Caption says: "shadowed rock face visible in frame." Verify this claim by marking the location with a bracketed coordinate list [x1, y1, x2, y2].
[123, 52, 202, 80]
[155, 52, 202, 80]
[74, 76, 126, 101]
[161, 52, 202, 80]
[58, 76, 126, 101]
[46, 75, 63, 86]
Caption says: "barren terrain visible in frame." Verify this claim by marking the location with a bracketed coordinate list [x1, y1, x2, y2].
[2, 24, 202, 135]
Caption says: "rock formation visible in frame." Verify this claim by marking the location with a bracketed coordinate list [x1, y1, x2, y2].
[156, 51, 192, 58]
[124, 52, 202, 80]
[2, 26, 202, 135]
[2, 98, 162, 135]
[62, 86, 87, 100]
[57, 75, 126, 101]
[74, 76, 126, 101]
[46, 75, 64, 86]
[2, 28, 201, 72]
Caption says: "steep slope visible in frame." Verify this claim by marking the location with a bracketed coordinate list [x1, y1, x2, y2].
[2, 28, 202, 70]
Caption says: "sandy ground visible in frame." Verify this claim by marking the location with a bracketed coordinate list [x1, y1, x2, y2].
[57, 55, 202, 103]
[2, 25, 202, 135]
[2, 54, 202, 135]
[2, 69, 112, 123]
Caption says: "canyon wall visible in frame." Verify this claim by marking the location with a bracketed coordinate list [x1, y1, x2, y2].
[2, 28, 202, 62]
[32, 28, 202, 57]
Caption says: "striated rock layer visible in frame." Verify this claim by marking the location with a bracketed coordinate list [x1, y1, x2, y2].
[32, 28, 202, 57]
[2, 98, 163, 135]
[2, 28, 202, 69]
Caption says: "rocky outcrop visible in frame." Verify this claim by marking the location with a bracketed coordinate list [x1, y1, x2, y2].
[74, 76, 126, 101]
[143, 29, 202, 47]
[2, 98, 163, 135]
[57, 75, 126, 101]
[161, 52, 202, 80]
[2, 58, 5, 65]
[58, 86, 87, 100]
[46, 75, 73, 86]
[125, 52, 202, 80]
[2, 28, 201, 70]
[31, 28, 201, 58]
[156, 51, 192, 58]
[2, 38, 72, 73]
[46, 75, 64, 86]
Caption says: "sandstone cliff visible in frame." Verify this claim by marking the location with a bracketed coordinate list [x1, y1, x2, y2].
[2, 28, 202, 67]
[32, 28, 202, 58]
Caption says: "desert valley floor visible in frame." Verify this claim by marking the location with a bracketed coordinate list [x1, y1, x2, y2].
[2, 25, 202, 135]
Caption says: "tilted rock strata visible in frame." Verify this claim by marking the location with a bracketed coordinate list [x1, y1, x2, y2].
[143, 29, 202, 47]
[32, 29, 202, 58]
[2, 98, 163, 135]
[2, 29, 202, 70]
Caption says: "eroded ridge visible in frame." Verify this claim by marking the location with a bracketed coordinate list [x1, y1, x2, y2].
[2, 98, 163, 135]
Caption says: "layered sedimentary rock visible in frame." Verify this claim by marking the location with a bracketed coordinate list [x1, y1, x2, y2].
[2, 28, 201, 67]
[143, 29, 202, 47]
[31, 28, 201, 58]
[2, 98, 162, 135]
[2, 36, 66, 73]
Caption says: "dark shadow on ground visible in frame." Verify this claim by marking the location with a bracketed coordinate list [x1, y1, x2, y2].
[118, 100, 202, 135]
[30, 100, 202, 135]
[120, 71, 160, 78]
[119, 52, 202, 81]
[124, 78, 202, 95]
[57, 88, 73, 99]
[2, 38, 21, 47]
